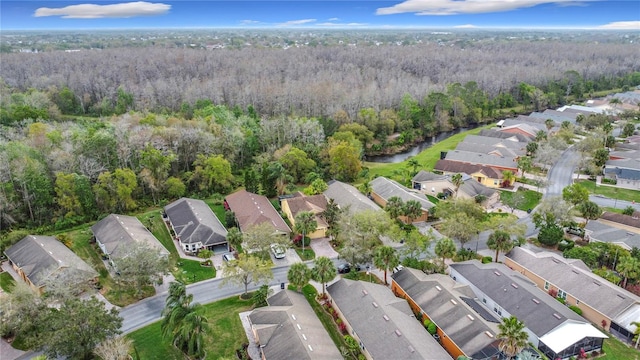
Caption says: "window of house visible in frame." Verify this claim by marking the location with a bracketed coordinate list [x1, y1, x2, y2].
[544, 281, 549, 290]
[558, 289, 567, 300]
[494, 180, 499, 185]
[482, 297, 487, 304]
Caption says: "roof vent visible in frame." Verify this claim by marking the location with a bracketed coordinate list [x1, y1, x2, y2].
[291, 314, 296, 320]
[450, 299, 458, 305]
[362, 289, 368, 296]
[408, 345, 415, 353]
[383, 315, 390, 321]
[553, 313, 562, 320]
[511, 283, 518, 289]
[572, 270, 579, 274]
[297, 324, 301, 330]
[593, 281, 601, 286]
[372, 302, 379, 308]
[302, 334, 307, 340]
[485, 331, 494, 338]
[532, 298, 540, 304]
[552, 258, 560, 263]
[494, 271, 501, 276]
[308, 345, 313, 352]
[617, 294, 626, 300]
[467, 314, 475, 321]
[435, 285, 442, 291]
[395, 329, 402, 337]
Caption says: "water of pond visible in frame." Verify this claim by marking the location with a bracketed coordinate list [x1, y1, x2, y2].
[366, 125, 479, 163]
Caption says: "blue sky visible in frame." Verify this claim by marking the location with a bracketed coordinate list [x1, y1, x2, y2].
[1, 1, 639, 30]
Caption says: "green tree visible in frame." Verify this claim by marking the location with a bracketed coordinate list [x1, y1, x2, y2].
[111, 242, 169, 298]
[487, 230, 514, 262]
[54, 172, 96, 221]
[303, 178, 328, 195]
[165, 176, 186, 199]
[497, 316, 529, 359]
[517, 156, 533, 178]
[451, 173, 463, 197]
[327, 137, 362, 182]
[439, 212, 480, 247]
[538, 223, 564, 246]
[338, 210, 392, 265]
[401, 228, 434, 259]
[622, 122, 636, 137]
[161, 281, 208, 359]
[435, 238, 457, 267]
[226, 227, 243, 252]
[385, 196, 404, 220]
[139, 146, 175, 204]
[288, 262, 311, 291]
[617, 256, 640, 289]
[93, 336, 133, 360]
[562, 183, 590, 206]
[242, 222, 281, 255]
[403, 200, 423, 224]
[406, 157, 421, 176]
[373, 246, 399, 285]
[526, 142, 539, 157]
[190, 154, 234, 195]
[502, 170, 515, 187]
[544, 118, 555, 131]
[578, 201, 601, 226]
[93, 168, 138, 213]
[593, 148, 609, 168]
[623, 206, 635, 216]
[312, 256, 337, 295]
[280, 147, 317, 183]
[294, 211, 317, 252]
[222, 254, 273, 296]
[503, 191, 526, 214]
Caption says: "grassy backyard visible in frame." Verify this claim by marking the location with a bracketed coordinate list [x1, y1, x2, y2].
[127, 295, 253, 359]
[576, 180, 640, 204]
[499, 189, 543, 211]
[363, 123, 495, 180]
[602, 335, 640, 360]
[0, 272, 16, 292]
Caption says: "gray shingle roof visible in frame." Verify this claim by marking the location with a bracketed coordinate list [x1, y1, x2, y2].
[530, 111, 575, 123]
[4, 235, 97, 288]
[164, 198, 228, 246]
[248, 290, 341, 360]
[459, 178, 497, 198]
[478, 129, 532, 143]
[91, 214, 169, 258]
[411, 170, 448, 183]
[584, 220, 640, 250]
[225, 189, 291, 234]
[370, 176, 434, 209]
[323, 180, 381, 214]
[391, 269, 500, 358]
[434, 159, 504, 179]
[460, 134, 525, 150]
[444, 150, 518, 169]
[506, 247, 640, 333]
[455, 142, 521, 158]
[605, 158, 640, 171]
[449, 261, 587, 338]
[605, 166, 640, 181]
[327, 279, 452, 360]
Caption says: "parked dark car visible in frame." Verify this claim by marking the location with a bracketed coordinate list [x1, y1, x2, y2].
[337, 263, 361, 274]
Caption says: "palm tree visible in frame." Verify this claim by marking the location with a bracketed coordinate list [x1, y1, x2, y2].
[497, 316, 529, 359]
[631, 320, 639, 348]
[502, 170, 515, 187]
[486, 230, 514, 262]
[434, 238, 456, 267]
[403, 200, 423, 224]
[294, 211, 317, 253]
[406, 157, 421, 176]
[373, 246, 399, 285]
[451, 173, 463, 198]
[544, 118, 555, 131]
[385, 196, 404, 220]
[162, 281, 209, 359]
[288, 262, 311, 291]
[578, 201, 601, 226]
[226, 227, 243, 252]
[312, 256, 337, 295]
[617, 256, 640, 289]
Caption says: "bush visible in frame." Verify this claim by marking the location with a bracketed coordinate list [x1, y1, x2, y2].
[556, 297, 566, 305]
[292, 234, 310, 247]
[538, 224, 564, 246]
[558, 240, 575, 251]
[481, 256, 493, 264]
[569, 305, 583, 315]
[423, 319, 437, 335]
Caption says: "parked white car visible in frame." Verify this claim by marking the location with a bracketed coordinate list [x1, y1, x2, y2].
[270, 243, 286, 259]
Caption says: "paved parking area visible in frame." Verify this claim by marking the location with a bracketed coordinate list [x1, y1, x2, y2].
[309, 237, 339, 259]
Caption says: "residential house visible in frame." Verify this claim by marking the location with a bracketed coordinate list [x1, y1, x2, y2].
[326, 278, 453, 360]
[323, 180, 381, 215]
[529, 111, 576, 124]
[5, 235, 98, 294]
[224, 189, 291, 236]
[164, 198, 228, 254]
[450, 260, 607, 360]
[459, 134, 526, 152]
[92, 214, 169, 260]
[434, 159, 505, 189]
[584, 220, 640, 251]
[496, 123, 539, 140]
[499, 118, 558, 134]
[370, 176, 434, 223]
[505, 247, 640, 343]
[391, 269, 501, 359]
[604, 157, 640, 190]
[599, 211, 640, 233]
[478, 129, 532, 143]
[411, 171, 499, 205]
[280, 193, 328, 239]
[442, 150, 519, 173]
[557, 104, 606, 115]
[248, 290, 342, 360]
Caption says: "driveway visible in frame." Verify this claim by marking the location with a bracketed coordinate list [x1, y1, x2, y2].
[309, 237, 339, 259]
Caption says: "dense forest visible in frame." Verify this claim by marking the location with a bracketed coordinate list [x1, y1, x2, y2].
[1, 30, 640, 243]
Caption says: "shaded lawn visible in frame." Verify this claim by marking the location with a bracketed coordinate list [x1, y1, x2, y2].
[576, 179, 640, 203]
[174, 258, 216, 284]
[364, 123, 495, 180]
[602, 335, 640, 359]
[499, 189, 542, 211]
[0, 272, 16, 292]
[295, 248, 316, 261]
[127, 295, 253, 360]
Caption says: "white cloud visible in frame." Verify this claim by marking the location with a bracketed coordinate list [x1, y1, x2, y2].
[317, 22, 368, 27]
[277, 19, 316, 26]
[376, 0, 588, 16]
[34, 1, 170, 19]
[240, 20, 261, 25]
[328, 17, 339, 21]
[454, 24, 477, 28]
[597, 21, 640, 30]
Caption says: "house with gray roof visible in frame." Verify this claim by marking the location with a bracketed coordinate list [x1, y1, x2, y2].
[506, 247, 640, 343]
[224, 189, 291, 236]
[434, 159, 505, 188]
[443, 150, 518, 172]
[411, 171, 498, 205]
[391, 269, 501, 359]
[5, 235, 98, 294]
[460, 135, 525, 151]
[584, 219, 640, 251]
[604, 157, 640, 190]
[496, 123, 539, 139]
[92, 214, 169, 260]
[557, 104, 605, 115]
[455, 142, 522, 158]
[164, 198, 228, 254]
[530, 111, 576, 124]
[370, 176, 434, 223]
[248, 290, 341, 360]
[450, 260, 606, 360]
[327, 278, 452, 360]
[478, 129, 532, 143]
[323, 180, 381, 215]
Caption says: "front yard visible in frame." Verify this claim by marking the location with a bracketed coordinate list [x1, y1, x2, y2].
[499, 189, 543, 211]
[576, 179, 640, 203]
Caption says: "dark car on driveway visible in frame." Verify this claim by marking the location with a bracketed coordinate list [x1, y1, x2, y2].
[337, 263, 361, 274]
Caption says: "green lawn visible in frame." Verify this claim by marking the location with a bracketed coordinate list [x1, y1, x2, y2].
[295, 247, 316, 261]
[174, 259, 216, 284]
[499, 189, 543, 211]
[0, 272, 16, 292]
[127, 295, 253, 359]
[576, 180, 640, 203]
[602, 335, 640, 360]
[363, 123, 495, 181]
